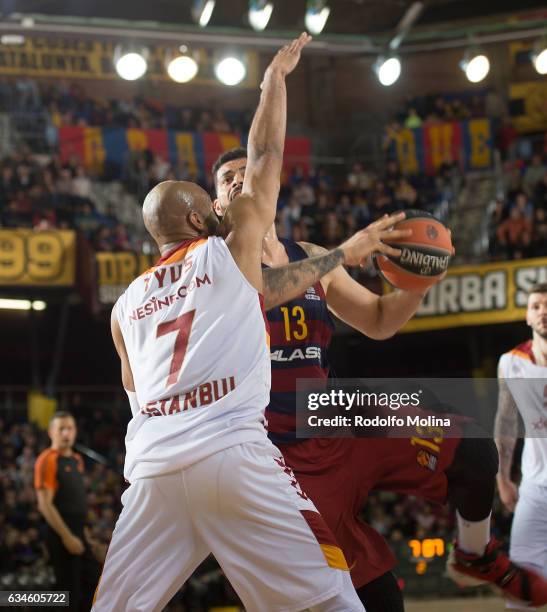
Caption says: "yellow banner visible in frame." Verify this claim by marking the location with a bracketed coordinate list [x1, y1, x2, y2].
[396, 257, 547, 333]
[0, 229, 76, 286]
[96, 251, 156, 305]
[28, 391, 57, 430]
[509, 81, 547, 134]
[0, 37, 259, 87]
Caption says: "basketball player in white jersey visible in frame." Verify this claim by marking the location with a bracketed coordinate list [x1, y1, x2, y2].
[90, 33, 410, 612]
[496, 282, 547, 611]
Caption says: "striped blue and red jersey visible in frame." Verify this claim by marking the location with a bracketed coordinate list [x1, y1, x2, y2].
[265, 239, 335, 445]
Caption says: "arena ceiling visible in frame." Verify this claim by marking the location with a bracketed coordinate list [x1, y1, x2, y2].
[3, 0, 547, 37]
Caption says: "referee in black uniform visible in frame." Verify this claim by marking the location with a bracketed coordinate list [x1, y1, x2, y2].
[34, 411, 99, 611]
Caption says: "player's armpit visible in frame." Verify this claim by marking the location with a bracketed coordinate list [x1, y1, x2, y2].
[111, 306, 135, 392]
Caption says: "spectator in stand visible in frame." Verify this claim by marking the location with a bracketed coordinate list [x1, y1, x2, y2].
[347, 162, 374, 193]
[523, 154, 547, 197]
[279, 196, 302, 237]
[74, 202, 101, 238]
[405, 108, 422, 129]
[531, 208, 547, 257]
[150, 154, 170, 184]
[496, 207, 532, 259]
[534, 171, 547, 211]
[93, 227, 114, 252]
[512, 191, 534, 222]
[488, 197, 508, 259]
[72, 166, 92, 200]
[112, 224, 132, 251]
[497, 117, 518, 161]
[384, 159, 401, 192]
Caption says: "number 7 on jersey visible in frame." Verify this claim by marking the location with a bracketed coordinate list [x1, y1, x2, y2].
[156, 310, 196, 387]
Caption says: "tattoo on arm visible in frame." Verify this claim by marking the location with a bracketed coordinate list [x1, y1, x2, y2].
[263, 248, 344, 310]
[494, 377, 520, 479]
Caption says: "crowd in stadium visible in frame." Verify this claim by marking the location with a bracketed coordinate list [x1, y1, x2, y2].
[2, 76, 546, 263]
[488, 155, 547, 259]
[0, 77, 249, 135]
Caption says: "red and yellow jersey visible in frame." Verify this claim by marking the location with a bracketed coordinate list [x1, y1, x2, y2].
[499, 340, 547, 486]
[115, 236, 271, 481]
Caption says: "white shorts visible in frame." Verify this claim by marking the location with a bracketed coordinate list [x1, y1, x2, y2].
[92, 440, 360, 612]
[507, 481, 547, 611]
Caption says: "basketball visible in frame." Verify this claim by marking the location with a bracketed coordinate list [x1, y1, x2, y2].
[374, 210, 453, 292]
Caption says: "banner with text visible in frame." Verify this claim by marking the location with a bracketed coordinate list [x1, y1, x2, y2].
[0, 37, 259, 87]
[391, 119, 492, 176]
[0, 229, 76, 287]
[393, 257, 547, 332]
[509, 81, 547, 134]
[59, 126, 311, 179]
[95, 251, 156, 305]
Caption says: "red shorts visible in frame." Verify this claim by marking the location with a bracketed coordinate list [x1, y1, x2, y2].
[278, 434, 462, 588]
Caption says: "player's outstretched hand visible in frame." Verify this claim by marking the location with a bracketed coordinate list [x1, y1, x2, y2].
[266, 32, 312, 79]
[497, 477, 519, 513]
[340, 212, 412, 267]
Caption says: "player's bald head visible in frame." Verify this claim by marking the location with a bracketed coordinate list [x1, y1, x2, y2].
[142, 181, 219, 247]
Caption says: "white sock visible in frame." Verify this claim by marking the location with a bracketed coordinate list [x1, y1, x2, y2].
[456, 510, 491, 556]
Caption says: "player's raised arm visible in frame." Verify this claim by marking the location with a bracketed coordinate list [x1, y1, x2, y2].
[494, 370, 520, 512]
[223, 33, 311, 291]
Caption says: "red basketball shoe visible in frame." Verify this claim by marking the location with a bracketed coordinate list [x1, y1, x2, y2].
[447, 537, 547, 607]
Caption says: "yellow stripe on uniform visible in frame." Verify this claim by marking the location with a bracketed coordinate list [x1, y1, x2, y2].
[320, 544, 350, 571]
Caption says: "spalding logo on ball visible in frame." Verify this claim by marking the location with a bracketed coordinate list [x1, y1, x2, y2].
[374, 210, 454, 292]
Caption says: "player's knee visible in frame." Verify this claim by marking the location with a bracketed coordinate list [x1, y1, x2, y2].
[452, 438, 499, 482]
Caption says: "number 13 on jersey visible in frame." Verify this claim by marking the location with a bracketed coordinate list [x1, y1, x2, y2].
[280, 306, 308, 341]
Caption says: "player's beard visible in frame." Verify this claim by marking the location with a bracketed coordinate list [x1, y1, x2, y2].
[532, 322, 547, 339]
[202, 211, 220, 236]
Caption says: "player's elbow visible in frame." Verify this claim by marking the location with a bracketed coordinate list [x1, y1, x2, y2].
[362, 326, 397, 341]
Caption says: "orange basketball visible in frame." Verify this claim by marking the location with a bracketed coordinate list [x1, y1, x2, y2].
[374, 210, 453, 292]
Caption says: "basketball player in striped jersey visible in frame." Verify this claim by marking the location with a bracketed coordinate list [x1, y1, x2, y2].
[496, 283, 547, 611]
[212, 163, 547, 608]
[90, 33, 403, 612]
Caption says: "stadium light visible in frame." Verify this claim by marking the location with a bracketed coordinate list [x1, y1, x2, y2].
[305, 0, 330, 35]
[192, 0, 215, 27]
[532, 39, 547, 75]
[0, 34, 25, 45]
[460, 49, 490, 83]
[0, 299, 46, 311]
[215, 56, 246, 86]
[114, 45, 148, 81]
[249, 0, 273, 32]
[166, 46, 199, 83]
[374, 55, 401, 87]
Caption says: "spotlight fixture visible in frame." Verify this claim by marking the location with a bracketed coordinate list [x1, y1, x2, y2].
[0, 34, 25, 45]
[532, 38, 547, 75]
[305, 0, 330, 35]
[192, 0, 215, 27]
[166, 46, 199, 83]
[374, 55, 401, 87]
[460, 49, 490, 83]
[249, 0, 273, 32]
[0, 299, 46, 311]
[215, 56, 246, 86]
[114, 45, 148, 81]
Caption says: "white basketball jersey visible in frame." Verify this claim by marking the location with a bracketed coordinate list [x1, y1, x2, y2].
[499, 341, 547, 486]
[115, 236, 271, 481]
